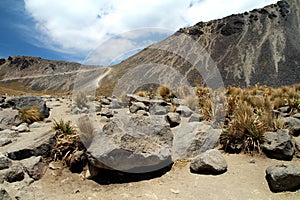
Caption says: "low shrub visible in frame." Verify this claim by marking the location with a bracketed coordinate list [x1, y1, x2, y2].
[19, 105, 42, 124]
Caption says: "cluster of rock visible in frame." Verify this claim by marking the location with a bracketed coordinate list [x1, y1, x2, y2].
[0, 95, 53, 199]
[77, 94, 222, 175]
[73, 93, 300, 193]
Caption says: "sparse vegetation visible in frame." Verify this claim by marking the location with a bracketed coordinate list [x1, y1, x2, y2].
[51, 119, 86, 170]
[196, 83, 300, 154]
[19, 105, 43, 124]
[73, 91, 88, 109]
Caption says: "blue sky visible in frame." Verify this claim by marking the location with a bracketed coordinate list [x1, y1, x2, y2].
[0, 0, 278, 64]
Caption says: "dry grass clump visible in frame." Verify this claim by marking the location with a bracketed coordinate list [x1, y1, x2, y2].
[19, 105, 43, 124]
[51, 119, 86, 171]
[157, 85, 171, 98]
[196, 86, 211, 120]
[195, 83, 300, 154]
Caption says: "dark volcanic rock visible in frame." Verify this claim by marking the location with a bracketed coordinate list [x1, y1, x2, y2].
[266, 164, 300, 192]
[262, 129, 294, 160]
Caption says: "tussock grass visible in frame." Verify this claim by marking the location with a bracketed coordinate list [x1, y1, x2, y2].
[19, 105, 43, 124]
[51, 119, 86, 170]
[196, 83, 300, 154]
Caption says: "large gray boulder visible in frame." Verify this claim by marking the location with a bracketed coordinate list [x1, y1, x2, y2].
[7, 95, 50, 119]
[0, 109, 22, 127]
[266, 164, 300, 192]
[172, 121, 221, 159]
[190, 149, 227, 175]
[262, 129, 294, 160]
[87, 114, 173, 173]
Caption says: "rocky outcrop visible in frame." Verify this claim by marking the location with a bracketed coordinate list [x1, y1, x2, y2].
[266, 164, 300, 192]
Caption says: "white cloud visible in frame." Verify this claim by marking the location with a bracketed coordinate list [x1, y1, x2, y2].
[24, 0, 278, 62]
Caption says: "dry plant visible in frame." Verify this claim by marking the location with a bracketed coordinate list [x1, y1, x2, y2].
[19, 105, 42, 124]
[183, 95, 198, 111]
[157, 85, 171, 98]
[135, 90, 147, 97]
[51, 119, 86, 170]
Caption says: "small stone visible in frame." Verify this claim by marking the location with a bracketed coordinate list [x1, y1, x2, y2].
[0, 153, 12, 170]
[2, 164, 25, 183]
[190, 149, 227, 175]
[15, 123, 30, 133]
[129, 102, 147, 113]
[0, 186, 12, 200]
[249, 158, 256, 164]
[188, 113, 204, 122]
[170, 188, 180, 194]
[166, 112, 181, 127]
[176, 106, 193, 117]
[149, 104, 167, 115]
[0, 138, 12, 147]
[29, 122, 42, 129]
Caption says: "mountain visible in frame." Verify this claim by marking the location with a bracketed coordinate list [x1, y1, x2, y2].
[0, 56, 106, 94]
[0, 0, 299, 96]
[98, 0, 300, 96]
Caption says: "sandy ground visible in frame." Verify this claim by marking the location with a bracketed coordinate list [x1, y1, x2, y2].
[19, 98, 300, 200]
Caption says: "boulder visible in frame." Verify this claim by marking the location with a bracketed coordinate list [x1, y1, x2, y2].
[20, 156, 46, 180]
[1, 164, 25, 182]
[172, 121, 221, 159]
[266, 164, 300, 192]
[129, 102, 147, 113]
[188, 113, 204, 122]
[0, 153, 12, 170]
[88, 114, 173, 173]
[176, 105, 193, 117]
[7, 95, 50, 119]
[190, 149, 227, 175]
[149, 104, 167, 115]
[0, 186, 12, 200]
[166, 112, 181, 128]
[262, 129, 294, 160]
[284, 117, 300, 129]
[0, 109, 22, 127]
[289, 126, 300, 137]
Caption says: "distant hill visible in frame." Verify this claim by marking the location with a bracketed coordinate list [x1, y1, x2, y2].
[0, 0, 299, 96]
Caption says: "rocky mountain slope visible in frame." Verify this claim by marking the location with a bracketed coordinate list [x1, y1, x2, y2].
[98, 0, 300, 96]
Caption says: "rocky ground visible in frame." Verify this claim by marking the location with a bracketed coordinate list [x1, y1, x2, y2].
[0, 94, 300, 199]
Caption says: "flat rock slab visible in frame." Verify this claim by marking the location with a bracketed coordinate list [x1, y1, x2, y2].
[0, 130, 55, 160]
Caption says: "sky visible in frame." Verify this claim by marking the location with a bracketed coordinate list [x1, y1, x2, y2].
[0, 0, 278, 64]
